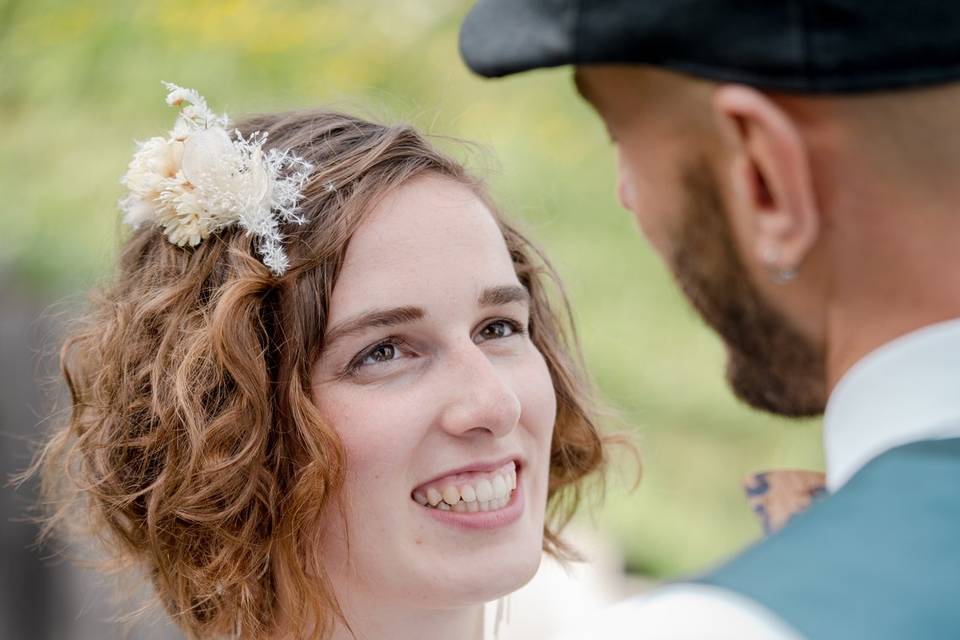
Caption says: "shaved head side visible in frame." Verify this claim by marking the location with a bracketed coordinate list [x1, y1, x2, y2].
[577, 62, 960, 410]
[769, 82, 960, 206]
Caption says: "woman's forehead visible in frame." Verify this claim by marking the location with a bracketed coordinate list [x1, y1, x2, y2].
[352, 175, 499, 246]
[329, 175, 517, 314]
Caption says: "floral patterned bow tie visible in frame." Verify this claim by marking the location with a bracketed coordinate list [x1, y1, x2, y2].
[744, 470, 828, 535]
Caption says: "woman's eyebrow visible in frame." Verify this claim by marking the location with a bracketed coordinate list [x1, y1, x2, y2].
[478, 285, 530, 307]
[324, 286, 528, 347]
[324, 306, 424, 347]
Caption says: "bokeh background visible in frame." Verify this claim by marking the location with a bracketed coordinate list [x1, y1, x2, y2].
[0, 1, 823, 637]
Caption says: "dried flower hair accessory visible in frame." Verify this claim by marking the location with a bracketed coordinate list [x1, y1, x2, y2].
[119, 82, 313, 275]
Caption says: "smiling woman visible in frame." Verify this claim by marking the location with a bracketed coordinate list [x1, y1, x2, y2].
[31, 98, 611, 640]
[311, 174, 560, 632]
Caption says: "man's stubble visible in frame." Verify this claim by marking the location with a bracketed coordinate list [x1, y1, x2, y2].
[667, 160, 827, 417]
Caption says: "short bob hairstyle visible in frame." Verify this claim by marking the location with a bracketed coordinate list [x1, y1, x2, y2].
[37, 109, 608, 639]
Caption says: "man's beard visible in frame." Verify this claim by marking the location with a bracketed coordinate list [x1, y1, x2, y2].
[667, 162, 827, 417]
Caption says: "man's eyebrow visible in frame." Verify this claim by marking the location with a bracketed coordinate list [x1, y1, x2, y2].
[324, 306, 424, 347]
[479, 285, 530, 307]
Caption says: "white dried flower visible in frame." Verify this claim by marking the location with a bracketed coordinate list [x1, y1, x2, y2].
[118, 82, 313, 275]
[163, 81, 229, 139]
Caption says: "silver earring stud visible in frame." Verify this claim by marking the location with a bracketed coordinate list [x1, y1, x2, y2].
[773, 266, 798, 284]
[761, 246, 798, 284]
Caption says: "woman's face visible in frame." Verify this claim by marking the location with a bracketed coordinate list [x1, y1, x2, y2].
[311, 174, 557, 609]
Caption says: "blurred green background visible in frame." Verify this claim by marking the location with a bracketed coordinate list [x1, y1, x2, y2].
[0, 0, 822, 579]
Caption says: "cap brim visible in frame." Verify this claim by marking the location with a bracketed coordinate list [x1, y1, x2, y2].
[459, 0, 579, 78]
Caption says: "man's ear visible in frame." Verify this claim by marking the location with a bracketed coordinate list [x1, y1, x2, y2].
[711, 85, 820, 279]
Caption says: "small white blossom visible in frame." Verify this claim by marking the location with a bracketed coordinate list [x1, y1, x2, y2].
[162, 81, 229, 138]
[118, 82, 313, 275]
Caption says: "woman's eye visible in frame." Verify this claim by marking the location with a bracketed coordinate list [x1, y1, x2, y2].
[345, 340, 407, 377]
[475, 319, 525, 343]
[360, 343, 399, 366]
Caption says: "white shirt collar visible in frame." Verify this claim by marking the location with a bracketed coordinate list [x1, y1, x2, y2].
[824, 318, 960, 492]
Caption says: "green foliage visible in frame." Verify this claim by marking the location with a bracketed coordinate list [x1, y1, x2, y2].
[0, 0, 823, 578]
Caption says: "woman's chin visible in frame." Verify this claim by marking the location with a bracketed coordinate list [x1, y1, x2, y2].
[417, 545, 545, 608]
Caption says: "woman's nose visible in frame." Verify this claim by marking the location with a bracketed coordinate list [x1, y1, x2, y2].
[436, 344, 522, 439]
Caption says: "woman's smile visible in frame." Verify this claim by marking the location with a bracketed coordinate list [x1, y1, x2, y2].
[412, 459, 525, 527]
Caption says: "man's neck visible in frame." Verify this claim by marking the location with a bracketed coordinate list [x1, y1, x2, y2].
[825, 309, 960, 392]
[824, 236, 960, 392]
[808, 117, 960, 393]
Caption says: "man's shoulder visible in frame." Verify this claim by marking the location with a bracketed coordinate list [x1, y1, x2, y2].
[705, 437, 960, 590]
[699, 438, 960, 639]
[552, 583, 802, 640]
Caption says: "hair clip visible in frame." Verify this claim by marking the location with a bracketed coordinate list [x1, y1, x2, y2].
[119, 82, 314, 275]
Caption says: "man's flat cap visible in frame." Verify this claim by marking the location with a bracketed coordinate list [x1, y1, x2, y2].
[459, 0, 960, 92]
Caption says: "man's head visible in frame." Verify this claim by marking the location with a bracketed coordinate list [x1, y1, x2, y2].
[573, 65, 960, 416]
[573, 66, 827, 416]
[461, 2, 960, 418]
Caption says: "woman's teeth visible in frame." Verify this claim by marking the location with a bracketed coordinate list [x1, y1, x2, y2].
[413, 461, 517, 513]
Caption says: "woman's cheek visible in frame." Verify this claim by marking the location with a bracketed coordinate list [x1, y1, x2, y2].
[517, 350, 558, 446]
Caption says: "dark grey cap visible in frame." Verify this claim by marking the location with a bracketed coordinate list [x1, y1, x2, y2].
[459, 0, 960, 93]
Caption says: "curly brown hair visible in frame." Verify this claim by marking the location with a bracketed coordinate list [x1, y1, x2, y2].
[34, 109, 609, 639]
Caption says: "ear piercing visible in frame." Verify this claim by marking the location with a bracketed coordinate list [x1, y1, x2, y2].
[761, 246, 798, 284]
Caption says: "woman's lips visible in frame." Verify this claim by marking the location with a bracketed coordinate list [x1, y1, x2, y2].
[412, 460, 518, 512]
[410, 460, 524, 529]
[419, 476, 525, 530]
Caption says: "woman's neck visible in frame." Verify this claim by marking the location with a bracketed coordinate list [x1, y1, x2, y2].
[330, 600, 485, 640]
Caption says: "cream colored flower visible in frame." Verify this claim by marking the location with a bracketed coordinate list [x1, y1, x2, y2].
[120, 137, 185, 229]
[118, 82, 313, 274]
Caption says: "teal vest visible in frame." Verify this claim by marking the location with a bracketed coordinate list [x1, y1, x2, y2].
[697, 437, 960, 639]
